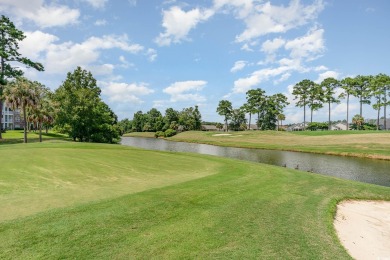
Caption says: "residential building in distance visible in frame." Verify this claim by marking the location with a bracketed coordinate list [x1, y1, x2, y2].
[1, 103, 24, 130]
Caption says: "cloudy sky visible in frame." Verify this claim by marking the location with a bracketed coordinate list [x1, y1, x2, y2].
[1, 0, 389, 123]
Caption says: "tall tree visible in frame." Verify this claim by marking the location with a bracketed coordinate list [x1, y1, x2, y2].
[277, 113, 286, 131]
[373, 74, 390, 130]
[229, 107, 246, 131]
[3, 77, 38, 143]
[292, 79, 313, 130]
[321, 77, 340, 130]
[0, 15, 44, 139]
[246, 88, 266, 129]
[352, 75, 372, 117]
[216, 100, 232, 132]
[258, 93, 289, 130]
[339, 77, 355, 130]
[307, 83, 324, 124]
[352, 114, 364, 130]
[54, 67, 119, 143]
[28, 82, 51, 142]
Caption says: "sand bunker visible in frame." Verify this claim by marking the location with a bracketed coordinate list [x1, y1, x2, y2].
[212, 134, 232, 136]
[334, 200, 390, 260]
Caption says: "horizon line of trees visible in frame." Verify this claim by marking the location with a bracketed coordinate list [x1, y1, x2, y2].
[292, 74, 390, 131]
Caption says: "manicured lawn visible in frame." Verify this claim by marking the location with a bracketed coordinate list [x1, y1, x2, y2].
[0, 130, 68, 144]
[0, 142, 389, 258]
[123, 132, 156, 138]
[168, 130, 390, 160]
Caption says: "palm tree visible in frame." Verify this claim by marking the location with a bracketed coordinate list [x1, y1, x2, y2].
[339, 77, 355, 130]
[352, 114, 364, 130]
[277, 114, 286, 131]
[321, 77, 340, 130]
[3, 77, 37, 143]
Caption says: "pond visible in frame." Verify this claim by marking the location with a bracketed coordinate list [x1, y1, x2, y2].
[121, 137, 390, 187]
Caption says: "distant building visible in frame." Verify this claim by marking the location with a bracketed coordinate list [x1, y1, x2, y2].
[331, 123, 348, 131]
[201, 125, 218, 131]
[1, 103, 24, 130]
[366, 118, 390, 130]
[286, 123, 308, 131]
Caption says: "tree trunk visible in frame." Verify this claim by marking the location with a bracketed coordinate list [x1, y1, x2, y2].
[359, 94, 363, 117]
[310, 108, 313, 124]
[328, 101, 331, 130]
[303, 104, 306, 131]
[39, 121, 42, 142]
[248, 113, 251, 130]
[377, 104, 380, 131]
[346, 94, 349, 130]
[225, 118, 228, 132]
[23, 106, 27, 143]
[384, 88, 387, 130]
[0, 101, 3, 139]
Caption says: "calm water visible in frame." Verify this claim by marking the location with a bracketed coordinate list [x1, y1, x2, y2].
[121, 137, 390, 187]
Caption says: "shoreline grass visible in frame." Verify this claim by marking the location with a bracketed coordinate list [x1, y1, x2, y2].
[0, 130, 69, 144]
[166, 130, 390, 160]
[0, 142, 389, 258]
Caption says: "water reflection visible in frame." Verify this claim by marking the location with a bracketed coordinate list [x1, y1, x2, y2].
[121, 137, 390, 187]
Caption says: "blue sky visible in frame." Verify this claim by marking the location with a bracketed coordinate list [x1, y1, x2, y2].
[1, 0, 389, 123]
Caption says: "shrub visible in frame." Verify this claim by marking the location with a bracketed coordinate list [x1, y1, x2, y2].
[164, 129, 176, 137]
[155, 131, 165, 138]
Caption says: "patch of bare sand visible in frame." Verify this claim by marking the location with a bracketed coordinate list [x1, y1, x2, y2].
[212, 134, 232, 136]
[334, 200, 390, 260]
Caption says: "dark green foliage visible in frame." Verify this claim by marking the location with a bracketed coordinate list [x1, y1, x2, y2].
[118, 118, 133, 135]
[164, 128, 176, 137]
[229, 108, 246, 131]
[0, 15, 44, 138]
[54, 67, 119, 143]
[216, 100, 232, 131]
[178, 105, 202, 131]
[307, 122, 328, 131]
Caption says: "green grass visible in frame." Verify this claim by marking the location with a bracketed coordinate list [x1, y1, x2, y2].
[123, 132, 156, 138]
[168, 130, 390, 160]
[0, 142, 389, 258]
[0, 130, 69, 144]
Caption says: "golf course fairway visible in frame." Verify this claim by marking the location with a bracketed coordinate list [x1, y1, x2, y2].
[1, 142, 389, 259]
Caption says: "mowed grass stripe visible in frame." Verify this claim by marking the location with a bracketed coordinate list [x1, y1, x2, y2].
[0, 143, 221, 222]
[0, 143, 389, 258]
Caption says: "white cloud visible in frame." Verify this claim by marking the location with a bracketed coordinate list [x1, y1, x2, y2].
[163, 80, 207, 102]
[82, 0, 108, 9]
[235, 0, 324, 43]
[155, 6, 214, 46]
[101, 82, 154, 104]
[231, 60, 247, 73]
[261, 37, 286, 53]
[285, 27, 325, 61]
[315, 70, 340, 83]
[94, 19, 107, 26]
[146, 48, 157, 62]
[19, 32, 147, 75]
[0, 0, 80, 28]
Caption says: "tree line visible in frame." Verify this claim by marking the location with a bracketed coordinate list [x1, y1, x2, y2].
[292, 75, 390, 130]
[118, 106, 202, 136]
[217, 89, 289, 131]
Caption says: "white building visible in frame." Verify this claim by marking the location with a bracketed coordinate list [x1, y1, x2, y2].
[1, 104, 23, 130]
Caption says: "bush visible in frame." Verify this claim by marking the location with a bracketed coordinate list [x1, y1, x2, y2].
[164, 129, 176, 137]
[155, 131, 165, 138]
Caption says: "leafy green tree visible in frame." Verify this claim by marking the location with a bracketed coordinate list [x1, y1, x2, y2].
[178, 106, 202, 131]
[339, 77, 357, 130]
[132, 111, 144, 132]
[229, 108, 246, 131]
[216, 100, 232, 132]
[292, 79, 313, 130]
[216, 122, 223, 131]
[258, 93, 289, 130]
[118, 118, 132, 135]
[321, 77, 340, 130]
[3, 77, 38, 143]
[352, 75, 372, 117]
[352, 114, 364, 130]
[371, 74, 390, 130]
[163, 108, 179, 130]
[243, 90, 259, 130]
[307, 83, 324, 124]
[54, 67, 119, 143]
[146, 108, 163, 132]
[246, 88, 266, 128]
[0, 15, 44, 138]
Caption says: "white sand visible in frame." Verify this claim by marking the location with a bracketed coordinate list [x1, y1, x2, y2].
[212, 134, 232, 136]
[334, 200, 390, 260]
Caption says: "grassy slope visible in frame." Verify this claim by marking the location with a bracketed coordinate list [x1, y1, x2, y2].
[169, 130, 390, 160]
[0, 143, 390, 258]
[123, 132, 156, 138]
